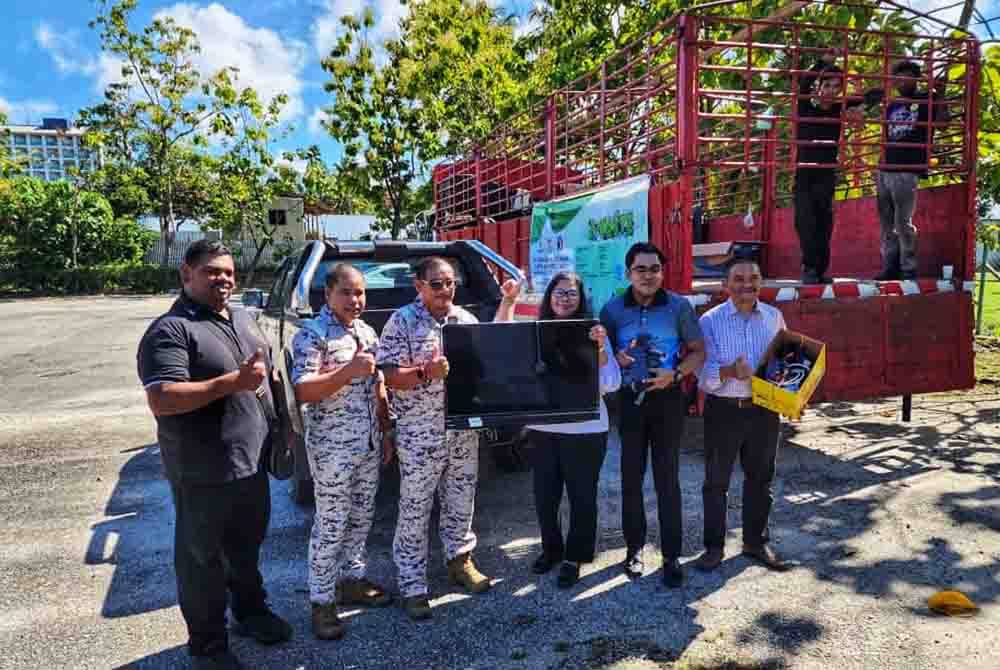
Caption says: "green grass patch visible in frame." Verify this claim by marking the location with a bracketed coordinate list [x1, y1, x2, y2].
[974, 274, 1000, 337]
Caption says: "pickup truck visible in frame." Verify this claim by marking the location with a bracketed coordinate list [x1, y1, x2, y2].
[243, 238, 529, 504]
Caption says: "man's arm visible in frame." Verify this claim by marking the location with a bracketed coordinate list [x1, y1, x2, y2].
[145, 350, 265, 416]
[377, 312, 431, 391]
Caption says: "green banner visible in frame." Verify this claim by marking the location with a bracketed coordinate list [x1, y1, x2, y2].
[529, 175, 649, 314]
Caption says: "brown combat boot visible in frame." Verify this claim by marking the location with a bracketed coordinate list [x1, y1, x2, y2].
[402, 595, 433, 621]
[311, 602, 345, 640]
[447, 553, 491, 594]
[337, 578, 392, 607]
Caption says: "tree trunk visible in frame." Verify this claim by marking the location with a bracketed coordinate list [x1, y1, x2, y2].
[244, 241, 268, 288]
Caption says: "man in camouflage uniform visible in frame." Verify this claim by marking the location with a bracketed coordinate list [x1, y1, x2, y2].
[292, 264, 393, 640]
[378, 257, 520, 620]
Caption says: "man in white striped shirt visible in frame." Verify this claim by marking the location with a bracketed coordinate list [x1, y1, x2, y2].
[695, 259, 792, 573]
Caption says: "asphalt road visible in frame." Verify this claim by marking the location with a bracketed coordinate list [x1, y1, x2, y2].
[1, 295, 998, 670]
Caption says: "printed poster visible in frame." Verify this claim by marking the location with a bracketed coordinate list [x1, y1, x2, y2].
[529, 175, 649, 314]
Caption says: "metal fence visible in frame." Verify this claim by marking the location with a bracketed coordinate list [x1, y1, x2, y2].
[144, 230, 284, 270]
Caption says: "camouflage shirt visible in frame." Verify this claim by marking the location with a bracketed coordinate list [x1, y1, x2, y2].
[291, 306, 381, 448]
[376, 298, 478, 423]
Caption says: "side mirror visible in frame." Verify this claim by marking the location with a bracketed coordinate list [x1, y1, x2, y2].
[242, 289, 265, 309]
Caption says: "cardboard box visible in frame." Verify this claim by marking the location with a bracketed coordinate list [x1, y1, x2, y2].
[751, 329, 826, 420]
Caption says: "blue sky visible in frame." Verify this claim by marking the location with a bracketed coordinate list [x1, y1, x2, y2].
[1, 0, 996, 174]
[0, 0, 539, 170]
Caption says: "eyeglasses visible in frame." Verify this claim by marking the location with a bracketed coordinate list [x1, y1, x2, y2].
[422, 278, 455, 291]
[552, 288, 579, 300]
[629, 264, 663, 275]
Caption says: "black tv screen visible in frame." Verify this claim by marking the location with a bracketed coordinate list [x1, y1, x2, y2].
[443, 320, 600, 430]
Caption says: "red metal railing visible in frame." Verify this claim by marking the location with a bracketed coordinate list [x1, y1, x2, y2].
[435, 3, 980, 256]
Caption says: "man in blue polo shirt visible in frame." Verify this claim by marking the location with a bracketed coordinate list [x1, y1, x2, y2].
[600, 242, 705, 587]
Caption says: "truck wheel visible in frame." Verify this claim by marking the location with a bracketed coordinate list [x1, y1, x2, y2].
[290, 432, 314, 506]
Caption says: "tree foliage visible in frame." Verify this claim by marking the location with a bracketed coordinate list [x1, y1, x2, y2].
[0, 177, 155, 286]
[79, 0, 245, 263]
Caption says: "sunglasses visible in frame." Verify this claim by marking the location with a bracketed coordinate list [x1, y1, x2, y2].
[552, 288, 580, 300]
[421, 278, 456, 291]
[630, 264, 663, 275]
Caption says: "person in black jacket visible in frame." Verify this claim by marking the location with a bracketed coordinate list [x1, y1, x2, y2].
[793, 51, 876, 285]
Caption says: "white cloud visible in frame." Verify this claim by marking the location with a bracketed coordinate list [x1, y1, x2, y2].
[307, 106, 329, 135]
[157, 3, 308, 121]
[514, 1, 545, 39]
[34, 21, 127, 95]
[0, 96, 59, 123]
[312, 0, 406, 59]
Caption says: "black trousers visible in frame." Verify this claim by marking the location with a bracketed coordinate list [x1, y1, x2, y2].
[529, 430, 608, 563]
[618, 388, 685, 560]
[794, 168, 836, 276]
[702, 396, 781, 550]
[169, 468, 271, 655]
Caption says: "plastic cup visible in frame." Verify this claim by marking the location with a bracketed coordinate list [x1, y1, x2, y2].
[942, 265, 953, 280]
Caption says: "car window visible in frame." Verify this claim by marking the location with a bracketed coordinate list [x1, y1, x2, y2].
[311, 258, 466, 291]
[265, 258, 293, 313]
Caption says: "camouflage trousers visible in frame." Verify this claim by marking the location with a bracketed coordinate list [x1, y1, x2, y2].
[306, 435, 380, 605]
[394, 424, 478, 598]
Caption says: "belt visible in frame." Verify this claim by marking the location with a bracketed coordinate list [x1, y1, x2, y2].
[708, 395, 755, 409]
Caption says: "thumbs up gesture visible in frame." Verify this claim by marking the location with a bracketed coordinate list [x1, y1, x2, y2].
[235, 348, 267, 392]
[732, 355, 753, 380]
[345, 348, 377, 379]
[423, 345, 450, 380]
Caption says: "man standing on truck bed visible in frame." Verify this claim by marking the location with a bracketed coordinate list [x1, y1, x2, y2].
[377, 257, 520, 620]
[793, 49, 878, 285]
[137, 240, 292, 670]
[291, 263, 394, 641]
[600, 242, 705, 588]
[874, 60, 946, 280]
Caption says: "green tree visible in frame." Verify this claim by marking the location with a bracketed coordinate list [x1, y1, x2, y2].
[283, 145, 376, 215]
[0, 176, 154, 289]
[79, 0, 243, 265]
[396, 0, 527, 156]
[320, 9, 439, 239]
[0, 112, 26, 179]
[209, 85, 290, 286]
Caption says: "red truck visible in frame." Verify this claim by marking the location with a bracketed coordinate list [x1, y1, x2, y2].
[432, 3, 980, 416]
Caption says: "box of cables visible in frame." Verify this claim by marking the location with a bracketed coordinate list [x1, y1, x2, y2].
[751, 330, 826, 420]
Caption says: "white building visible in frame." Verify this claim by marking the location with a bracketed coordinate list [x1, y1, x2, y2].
[1, 118, 100, 182]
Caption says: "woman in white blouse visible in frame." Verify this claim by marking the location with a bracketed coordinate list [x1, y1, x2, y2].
[527, 272, 622, 588]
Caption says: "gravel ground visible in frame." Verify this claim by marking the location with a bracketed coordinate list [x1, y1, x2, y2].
[0, 295, 997, 670]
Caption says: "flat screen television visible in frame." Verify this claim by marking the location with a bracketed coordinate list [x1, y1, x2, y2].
[443, 319, 600, 430]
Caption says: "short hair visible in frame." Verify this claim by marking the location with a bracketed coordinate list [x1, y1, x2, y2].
[625, 242, 666, 270]
[893, 60, 921, 77]
[415, 256, 452, 280]
[183, 239, 232, 268]
[725, 258, 762, 279]
[325, 263, 362, 288]
[817, 64, 844, 84]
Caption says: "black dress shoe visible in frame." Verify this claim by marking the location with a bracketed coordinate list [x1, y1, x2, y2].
[742, 544, 793, 572]
[233, 610, 293, 645]
[556, 562, 580, 589]
[694, 548, 724, 572]
[662, 559, 684, 588]
[532, 552, 562, 575]
[623, 552, 644, 579]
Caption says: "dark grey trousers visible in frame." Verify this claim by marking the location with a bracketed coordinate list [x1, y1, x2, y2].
[702, 397, 781, 550]
[876, 170, 920, 274]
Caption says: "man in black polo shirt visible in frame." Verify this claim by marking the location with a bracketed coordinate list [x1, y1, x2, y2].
[137, 240, 292, 669]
